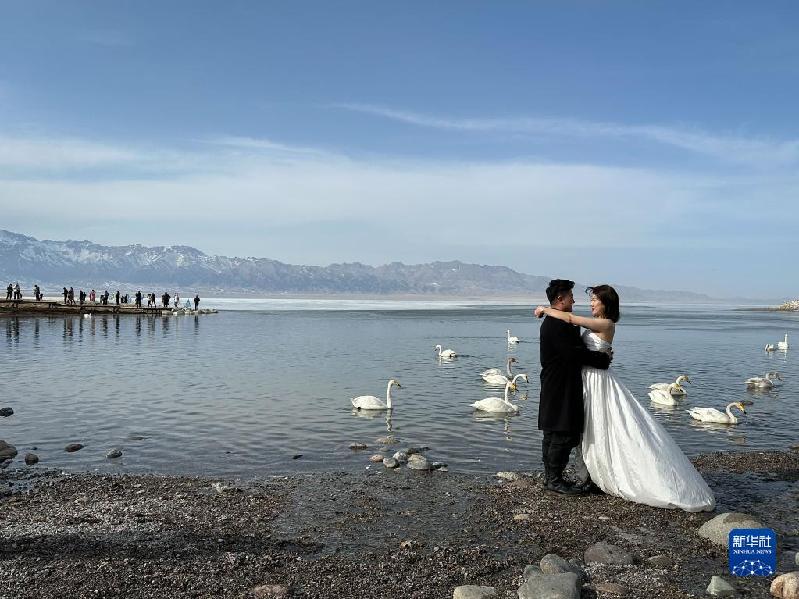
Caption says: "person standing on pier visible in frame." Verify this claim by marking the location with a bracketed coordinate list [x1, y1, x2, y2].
[14, 283, 21, 300]
[135, 290, 142, 308]
[90, 289, 96, 303]
[115, 290, 120, 305]
[62, 287, 68, 303]
[193, 294, 200, 311]
[79, 290, 85, 306]
[174, 293, 180, 308]
[5, 283, 11, 300]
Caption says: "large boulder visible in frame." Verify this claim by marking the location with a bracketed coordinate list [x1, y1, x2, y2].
[0, 440, 17, 461]
[518, 571, 580, 599]
[706, 576, 736, 597]
[453, 585, 496, 599]
[539, 554, 585, 584]
[697, 512, 764, 548]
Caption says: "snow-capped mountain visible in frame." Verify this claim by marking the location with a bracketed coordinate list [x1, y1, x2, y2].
[0, 229, 711, 300]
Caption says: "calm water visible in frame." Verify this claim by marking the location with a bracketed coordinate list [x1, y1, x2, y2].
[2, 300, 798, 476]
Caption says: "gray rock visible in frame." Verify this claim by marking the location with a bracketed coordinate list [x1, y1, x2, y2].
[24, 453, 38, 466]
[453, 585, 496, 599]
[496, 471, 521, 481]
[697, 512, 764, 548]
[771, 572, 799, 599]
[584, 542, 634, 565]
[646, 554, 673, 568]
[539, 554, 585, 583]
[369, 454, 384, 463]
[407, 454, 431, 470]
[0, 440, 17, 461]
[106, 448, 123, 459]
[432, 461, 447, 469]
[406, 446, 429, 455]
[392, 451, 409, 464]
[518, 571, 580, 599]
[0, 407, 13, 417]
[383, 457, 399, 469]
[349, 442, 368, 450]
[523, 565, 543, 580]
[514, 513, 531, 522]
[376, 435, 397, 445]
[65, 443, 84, 453]
[707, 575, 736, 597]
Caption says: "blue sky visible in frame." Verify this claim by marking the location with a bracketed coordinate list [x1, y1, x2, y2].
[1, 2, 798, 297]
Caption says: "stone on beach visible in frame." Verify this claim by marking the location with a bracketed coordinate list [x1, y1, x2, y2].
[24, 453, 39, 466]
[593, 582, 628, 596]
[0, 407, 13, 417]
[646, 554, 673, 568]
[518, 570, 580, 599]
[375, 435, 397, 445]
[382, 457, 399, 469]
[369, 454, 384, 463]
[407, 454, 431, 470]
[0, 440, 18, 460]
[65, 443, 84, 453]
[251, 583, 289, 598]
[583, 542, 634, 565]
[496, 471, 521, 481]
[539, 554, 585, 583]
[349, 443, 368, 451]
[106, 448, 123, 459]
[392, 451, 409, 464]
[697, 512, 764, 547]
[453, 585, 496, 599]
[706, 575, 736, 597]
[771, 572, 799, 599]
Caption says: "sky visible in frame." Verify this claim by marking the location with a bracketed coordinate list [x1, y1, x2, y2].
[1, 2, 798, 298]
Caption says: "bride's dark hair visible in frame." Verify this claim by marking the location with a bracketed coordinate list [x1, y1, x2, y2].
[586, 285, 620, 323]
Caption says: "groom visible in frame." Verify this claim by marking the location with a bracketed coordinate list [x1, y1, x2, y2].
[537, 279, 611, 495]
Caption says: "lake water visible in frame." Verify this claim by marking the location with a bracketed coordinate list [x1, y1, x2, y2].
[2, 300, 797, 477]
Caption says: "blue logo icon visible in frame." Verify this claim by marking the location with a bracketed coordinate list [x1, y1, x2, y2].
[729, 528, 776, 576]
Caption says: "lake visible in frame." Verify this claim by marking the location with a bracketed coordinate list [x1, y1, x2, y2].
[2, 299, 797, 477]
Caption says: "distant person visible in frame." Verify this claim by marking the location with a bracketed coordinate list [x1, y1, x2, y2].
[184, 299, 191, 309]
[115, 290, 120, 305]
[90, 289, 96, 302]
[14, 283, 21, 300]
[33, 284, 40, 301]
[5, 283, 12, 300]
[193, 294, 200, 310]
[63, 287, 68, 303]
[79, 290, 85, 306]
[174, 293, 180, 308]
[135, 290, 142, 308]
[68, 287, 75, 305]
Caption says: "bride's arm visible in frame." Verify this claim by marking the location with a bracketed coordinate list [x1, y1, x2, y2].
[534, 306, 613, 334]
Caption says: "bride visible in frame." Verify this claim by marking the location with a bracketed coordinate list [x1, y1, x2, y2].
[535, 285, 715, 512]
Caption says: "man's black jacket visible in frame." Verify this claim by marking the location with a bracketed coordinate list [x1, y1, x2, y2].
[538, 316, 611, 432]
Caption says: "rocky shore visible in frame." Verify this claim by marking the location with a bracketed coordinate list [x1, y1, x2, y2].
[777, 300, 799, 311]
[1, 450, 798, 599]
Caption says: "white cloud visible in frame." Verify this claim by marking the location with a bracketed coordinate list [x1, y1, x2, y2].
[335, 104, 799, 169]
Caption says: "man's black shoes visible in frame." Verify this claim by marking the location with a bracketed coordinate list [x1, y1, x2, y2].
[571, 480, 604, 495]
[545, 478, 584, 496]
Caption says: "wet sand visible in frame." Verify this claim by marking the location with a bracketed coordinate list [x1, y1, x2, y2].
[1, 450, 797, 598]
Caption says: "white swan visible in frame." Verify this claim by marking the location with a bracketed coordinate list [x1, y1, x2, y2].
[434, 344, 457, 359]
[506, 329, 520, 344]
[471, 381, 518, 413]
[649, 375, 690, 396]
[481, 357, 517, 379]
[482, 371, 529, 387]
[777, 333, 789, 350]
[688, 402, 746, 424]
[648, 383, 685, 406]
[351, 379, 401, 411]
[745, 371, 782, 389]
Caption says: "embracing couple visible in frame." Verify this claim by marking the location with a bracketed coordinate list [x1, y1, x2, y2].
[534, 279, 715, 512]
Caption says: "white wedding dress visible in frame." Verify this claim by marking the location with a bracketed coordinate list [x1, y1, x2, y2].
[579, 331, 715, 512]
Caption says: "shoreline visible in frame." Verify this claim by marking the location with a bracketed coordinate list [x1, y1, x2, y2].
[2, 449, 797, 598]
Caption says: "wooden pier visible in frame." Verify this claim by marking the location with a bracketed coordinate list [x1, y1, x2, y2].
[0, 298, 172, 316]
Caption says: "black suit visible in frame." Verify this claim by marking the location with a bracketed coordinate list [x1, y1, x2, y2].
[538, 315, 610, 478]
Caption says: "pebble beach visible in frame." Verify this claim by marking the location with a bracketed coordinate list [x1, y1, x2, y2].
[1, 449, 797, 598]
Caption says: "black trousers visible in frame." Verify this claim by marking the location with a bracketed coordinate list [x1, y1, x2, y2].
[542, 431, 581, 473]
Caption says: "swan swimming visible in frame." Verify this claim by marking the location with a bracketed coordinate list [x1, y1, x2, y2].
[506, 329, 520, 344]
[649, 375, 690, 396]
[647, 383, 685, 406]
[434, 344, 457, 359]
[745, 371, 782, 389]
[471, 381, 519, 413]
[777, 333, 789, 350]
[688, 402, 747, 424]
[351, 379, 401, 411]
[765, 344, 776, 352]
[480, 357, 517, 379]
[482, 371, 529, 388]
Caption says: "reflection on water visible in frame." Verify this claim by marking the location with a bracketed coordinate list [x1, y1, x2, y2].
[1, 304, 797, 476]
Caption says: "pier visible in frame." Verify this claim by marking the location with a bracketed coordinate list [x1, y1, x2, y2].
[1, 298, 173, 316]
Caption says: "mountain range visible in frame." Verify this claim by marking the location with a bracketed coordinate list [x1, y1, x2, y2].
[0, 229, 714, 301]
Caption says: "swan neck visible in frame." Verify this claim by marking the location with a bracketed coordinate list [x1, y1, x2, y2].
[506, 359, 514, 376]
[504, 383, 511, 402]
[386, 381, 393, 408]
